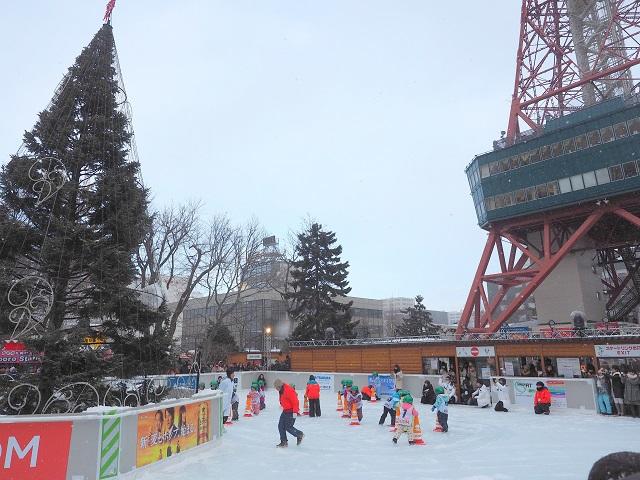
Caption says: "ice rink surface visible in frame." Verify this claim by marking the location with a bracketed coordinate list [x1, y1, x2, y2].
[129, 389, 639, 480]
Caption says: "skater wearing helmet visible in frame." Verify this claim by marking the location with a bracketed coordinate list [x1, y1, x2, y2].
[348, 385, 364, 422]
[379, 390, 400, 426]
[432, 386, 449, 432]
[534, 381, 551, 415]
[392, 394, 419, 445]
[249, 382, 261, 415]
[305, 375, 321, 417]
[273, 379, 304, 448]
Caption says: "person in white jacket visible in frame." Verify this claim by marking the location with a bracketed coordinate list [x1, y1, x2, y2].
[470, 381, 490, 408]
[219, 369, 235, 423]
[492, 377, 510, 412]
[439, 373, 457, 404]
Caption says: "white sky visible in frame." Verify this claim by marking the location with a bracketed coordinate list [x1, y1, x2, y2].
[0, 1, 521, 310]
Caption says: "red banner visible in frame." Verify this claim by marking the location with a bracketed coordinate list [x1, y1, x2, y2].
[0, 422, 72, 480]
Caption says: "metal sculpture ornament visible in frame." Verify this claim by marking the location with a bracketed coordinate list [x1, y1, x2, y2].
[28, 156, 67, 206]
[7, 276, 54, 340]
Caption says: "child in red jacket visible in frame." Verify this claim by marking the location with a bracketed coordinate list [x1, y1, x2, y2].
[305, 375, 321, 417]
[534, 381, 551, 415]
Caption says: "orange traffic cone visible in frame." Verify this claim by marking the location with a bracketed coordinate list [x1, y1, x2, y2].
[342, 394, 349, 416]
[349, 404, 360, 426]
[412, 416, 425, 445]
[433, 417, 443, 432]
[389, 404, 401, 432]
[370, 387, 377, 403]
[243, 395, 253, 417]
[336, 392, 343, 412]
[303, 396, 309, 416]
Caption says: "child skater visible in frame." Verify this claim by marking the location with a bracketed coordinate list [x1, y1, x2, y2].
[258, 379, 266, 410]
[432, 386, 449, 433]
[392, 394, 419, 445]
[305, 375, 321, 417]
[249, 382, 261, 415]
[348, 385, 363, 421]
[379, 390, 400, 426]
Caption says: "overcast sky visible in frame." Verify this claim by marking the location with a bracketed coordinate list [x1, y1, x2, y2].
[0, 1, 521, 310]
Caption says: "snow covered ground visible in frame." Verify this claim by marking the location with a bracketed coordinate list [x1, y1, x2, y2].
[129, 389, 639, 480]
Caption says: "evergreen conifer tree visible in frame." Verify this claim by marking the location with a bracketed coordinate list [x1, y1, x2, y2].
[394, 295, 441, 337]
[0, 24, 170, 398]
[285, 223, 357, 340]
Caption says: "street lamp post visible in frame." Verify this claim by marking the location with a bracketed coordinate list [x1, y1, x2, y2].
[263, 327, 272, 370]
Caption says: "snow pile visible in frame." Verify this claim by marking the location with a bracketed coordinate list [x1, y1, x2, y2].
[126, 389, 639, 480]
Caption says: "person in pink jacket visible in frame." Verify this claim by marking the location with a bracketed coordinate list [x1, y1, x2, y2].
[393, 394, 419, 445]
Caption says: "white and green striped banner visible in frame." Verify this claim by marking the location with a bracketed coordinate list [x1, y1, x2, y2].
[99, 410, 121, 479]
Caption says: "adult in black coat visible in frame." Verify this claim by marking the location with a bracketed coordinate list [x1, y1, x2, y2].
[421, 379, 436, 405]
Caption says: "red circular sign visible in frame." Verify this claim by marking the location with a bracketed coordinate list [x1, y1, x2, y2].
[470, 346, 479, 357]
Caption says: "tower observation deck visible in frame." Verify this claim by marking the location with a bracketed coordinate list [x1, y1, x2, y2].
[458, 0, 640, 336]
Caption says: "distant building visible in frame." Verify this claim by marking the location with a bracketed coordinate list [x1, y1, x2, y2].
[382, 297, 414, 336]
[447, 311, 462, 326]
[428, 310, 449, 326]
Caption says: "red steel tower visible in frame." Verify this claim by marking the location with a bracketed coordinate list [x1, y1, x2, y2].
[458, 0, 640, 336]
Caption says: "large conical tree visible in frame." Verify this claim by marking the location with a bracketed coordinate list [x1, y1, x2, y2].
[394, 295, 441, 337]
[285, 223, 357, 340]
[0, 24, 171, 398]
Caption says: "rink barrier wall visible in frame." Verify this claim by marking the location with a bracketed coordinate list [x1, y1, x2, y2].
[225, 371, 598, 412]
[0, 390, 223, 480]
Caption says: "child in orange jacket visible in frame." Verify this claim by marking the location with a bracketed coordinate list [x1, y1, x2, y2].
[534, 381, 551, 415]
[305, 375, 321, 417]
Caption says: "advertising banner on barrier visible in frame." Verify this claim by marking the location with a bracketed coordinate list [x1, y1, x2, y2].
[314, 374, 334, 391]
[0, 421, 72, 480]
[513, 380, 536, 406]
[369, 374, 395, 396]
[548, 380, 567, 408]
[136, 401, 210, 468]
[167, 375, 197, 390]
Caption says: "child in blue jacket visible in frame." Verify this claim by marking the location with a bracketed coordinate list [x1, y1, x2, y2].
[379, 390, 401, 426]
[432, 386, 449, 432]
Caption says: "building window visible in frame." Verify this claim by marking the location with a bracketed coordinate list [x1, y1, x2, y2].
[481, 163, 490, 178]
[526, 186, 536, 201]
[583, 171, 597, 188]
[551, 142, 563, 157]
[595, 168, 610, 185]
[562, 137, 575, 155]
[600, 126, 615, 143]
[529, 148, 541, 163]
[623, 161, 639, 178]
[499, 356, 541, 376]
[559, 177, 572, 194]
[513, 189, 526, 203]
[614, 121, 629, 139]
[536, 183, 548, 199]
[570, 174, 584, 191]
[422, 357, 455, 375]
[485, 197, 495, 211]
[588, 130, 601, 147]
[574, 134, 588, 150]
[547, 180, 559, 196]
[628, 117, 640, 135]
[609, 164, 624, 181]
[540, 145, 552, 161]
[519, 152, 530, 167]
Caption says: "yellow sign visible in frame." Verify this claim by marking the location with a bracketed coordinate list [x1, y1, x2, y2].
[136, 401, 210, 468]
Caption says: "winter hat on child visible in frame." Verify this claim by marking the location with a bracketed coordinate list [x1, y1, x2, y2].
[403, 394, 413, 404]
[309, 375, 316, 381]
[435, 386, 444, 395]
[273, 379, 284, 390]
[351, 385, 359, 393]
